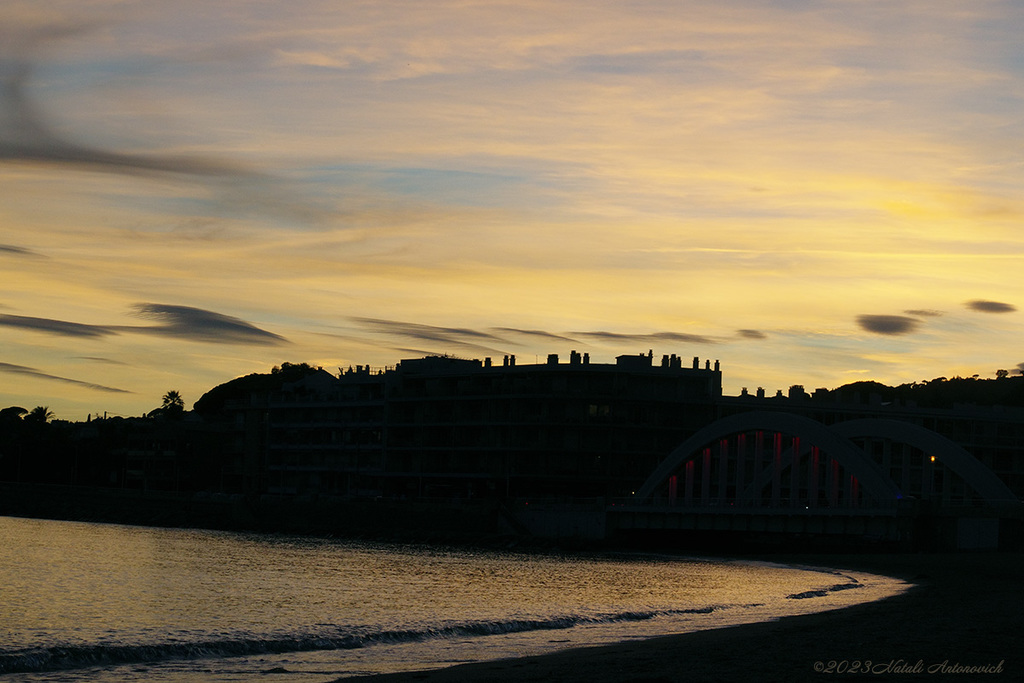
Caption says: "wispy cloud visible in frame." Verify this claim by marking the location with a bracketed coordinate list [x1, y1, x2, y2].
[737, 329, 767, 340]
[0, 314, 116, 338]
[75, 356, 130, 366]
[0, 35, 255, 178]
[352, 317, 509, 347]
[492, 327, 579, 344]
[0, 243, 44, 257]
[0, 16, 327, 226]
[573, 330, 716, 345]
[0, 305, 286, 345]
[129, 304, 289, 345]
[0, 361, 131, 394]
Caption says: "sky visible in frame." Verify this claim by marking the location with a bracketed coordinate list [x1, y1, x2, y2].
[1, 0, 1023, 420]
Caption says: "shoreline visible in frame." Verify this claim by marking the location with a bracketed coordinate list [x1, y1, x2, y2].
[338, 553, 1020, 682]
[0, 510, 1018, 680]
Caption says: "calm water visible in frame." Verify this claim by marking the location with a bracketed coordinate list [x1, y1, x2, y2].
[0, 516, 907, 682]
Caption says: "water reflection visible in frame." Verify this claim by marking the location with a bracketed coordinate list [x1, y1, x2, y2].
[0, 516, 908, 682]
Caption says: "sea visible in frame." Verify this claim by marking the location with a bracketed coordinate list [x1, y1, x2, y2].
[0, 515, 909, 682]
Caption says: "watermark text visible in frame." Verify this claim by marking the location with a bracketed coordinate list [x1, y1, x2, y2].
[813, 659, 1005, 675]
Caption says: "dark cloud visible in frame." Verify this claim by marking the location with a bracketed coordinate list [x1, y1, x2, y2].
[76, 356, 129, 365]
[737, 329, 767, 340]
[0, 244, 44, 257]
[0, 29, 255, 179]
[966, 300, 1016, 313]
[904, 309, 943, 317]
[0, 305, 286, 345]
[0, 20, 330, 227]
[856, 314, 920, 335]
[353, 317, 509, 345]
[0, 361, 131, 393]
[129, 304, 288, 345]
[572, 330, 715, 344]
[492, 327, 579, 344]
[0, 314, 116, 338]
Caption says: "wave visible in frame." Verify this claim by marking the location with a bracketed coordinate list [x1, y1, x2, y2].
[786, 581, 863, 600]
[0, 605, 749, 675]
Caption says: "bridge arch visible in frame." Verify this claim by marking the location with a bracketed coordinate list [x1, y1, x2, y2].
[831, 418, 1016, 504]
[633, 411, 902, 503]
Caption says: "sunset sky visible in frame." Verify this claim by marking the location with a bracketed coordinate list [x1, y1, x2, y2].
[2, 0, 1023, 420]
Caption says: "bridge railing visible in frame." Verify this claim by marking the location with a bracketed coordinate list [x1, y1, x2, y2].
[610, 497, 1024, 516]
[609, 496, 906, 512]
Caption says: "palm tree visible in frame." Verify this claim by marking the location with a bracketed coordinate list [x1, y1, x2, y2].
[162, 390, 185, 412]
[26, 406, 54, 424]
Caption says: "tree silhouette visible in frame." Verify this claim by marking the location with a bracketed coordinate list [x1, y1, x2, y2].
[0, 406, 28, 423]
[151, 390, 186, 420]
[26, 406, 54, 424]
[162, 390, 185, 412]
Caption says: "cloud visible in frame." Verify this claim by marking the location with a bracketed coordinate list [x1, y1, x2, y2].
[0, 305, 287, 345]
[0, 20, 256, 180]
[0, 314, 116, 338]
[353, 317, 509, 345]
[856, 314, 920, 335]
[0, 243, 44, 257]
[737, 329, 767, 340]
[492, 327, 579, 344]
[966, 300, 1016, 313]
[75, 356, 129, 365]
[1017, 362, 1024, 375]
[572, 330, 716, 345]
[129, 303, 289, 345]
[0, 17, 327, 226]
[904, 309, 943, 317]
[0, 361, 131, 393]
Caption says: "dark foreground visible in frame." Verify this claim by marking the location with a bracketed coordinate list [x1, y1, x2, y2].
[340, 553, 1020, 683]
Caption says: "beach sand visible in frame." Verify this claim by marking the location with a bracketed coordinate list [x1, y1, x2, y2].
[339, 553, 1020, 683]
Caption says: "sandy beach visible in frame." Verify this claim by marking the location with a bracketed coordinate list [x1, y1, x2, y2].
[340, 553, 1020, 683]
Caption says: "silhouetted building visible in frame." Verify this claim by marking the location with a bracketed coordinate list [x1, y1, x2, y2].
[224, 352, 722, 499]
[213, 353, 1024, 512]
[4, 351, 1023, 549]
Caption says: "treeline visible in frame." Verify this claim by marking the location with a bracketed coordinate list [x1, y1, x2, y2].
[0, 363, 324, 493]
[832, 373, 1024, 409]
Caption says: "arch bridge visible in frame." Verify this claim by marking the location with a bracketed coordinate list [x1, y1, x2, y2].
[609, 411, 1017, 547]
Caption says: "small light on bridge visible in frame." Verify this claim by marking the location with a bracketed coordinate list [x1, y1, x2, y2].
[930, 455, 936, 462]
